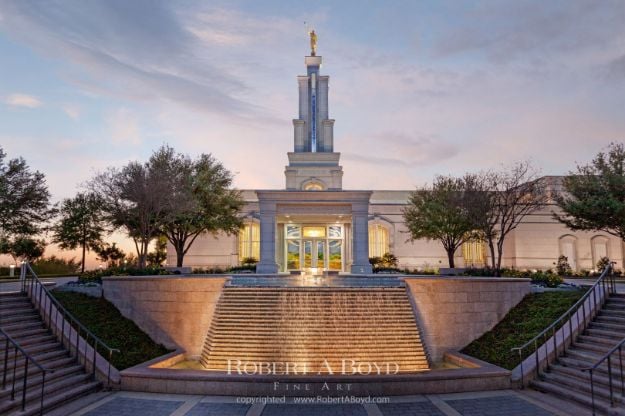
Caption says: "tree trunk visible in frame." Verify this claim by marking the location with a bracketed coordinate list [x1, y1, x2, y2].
[446, 249, 455, 268]
[176, 251, 184, 268]
[488, 239, 496, 271]
[81, 241, 86, 273]
[495, 243, 504, 277]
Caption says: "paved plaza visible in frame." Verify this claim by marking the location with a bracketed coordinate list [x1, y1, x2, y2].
[58, 390, 577, 416]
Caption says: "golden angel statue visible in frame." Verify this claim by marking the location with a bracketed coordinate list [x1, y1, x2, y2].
[309, 30, 317, 56]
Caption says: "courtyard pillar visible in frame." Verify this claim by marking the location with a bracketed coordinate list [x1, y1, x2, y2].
[257, 201, 279, 274]
[351, 202, 373, 274]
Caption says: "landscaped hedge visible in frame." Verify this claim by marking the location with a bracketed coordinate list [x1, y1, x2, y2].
[52, 291, 172, 370]
[461, 290, 585, 369]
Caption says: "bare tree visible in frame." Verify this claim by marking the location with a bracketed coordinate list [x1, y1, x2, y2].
[476, 162, 549, 275]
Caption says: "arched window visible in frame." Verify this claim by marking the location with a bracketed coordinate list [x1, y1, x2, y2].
[463, 239, 486, 267]
[369, 224, 390, 257]
[591, 236, 610, 268]
[302, 181, 325, 191]
[238, 222, 260, 262]
[559, 235, 578, 271]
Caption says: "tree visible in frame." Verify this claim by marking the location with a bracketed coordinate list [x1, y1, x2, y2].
[403, 176, 478, 268]
[151, 146, 244, 267]
[0, 147, 52, 237]
[90, 160, 170, 268]
[0, 236, 46, 264]
[147, 236, 167, 267]
[555, 143, 625, 241]
[52, 192, 106, 272]
[476, 162, 549, 275]
[94, 242, 126, 268]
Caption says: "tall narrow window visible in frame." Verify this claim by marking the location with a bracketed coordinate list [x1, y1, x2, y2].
[238, 222, 260, 262]
[369, 224, 390, 257]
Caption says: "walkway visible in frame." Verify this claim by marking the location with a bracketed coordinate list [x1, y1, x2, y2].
[54, 390, 581, 416]
[228, 275, 404, 287]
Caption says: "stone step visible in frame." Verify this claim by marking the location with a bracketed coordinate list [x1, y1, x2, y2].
[577, 335, 622, 347]
[3, 327, 50, 340]
[0, 320, 45, 333]
[590, 321, 625, 333]
[2, 356, 77, 385]
[586, 328, 625, 340]
[550, 364, 622, 394]
[1, 340, 62, 359]
[0, 372, 93, 414]
[543, 369, 623, 402]
[0, 312, 41, 326]
[573, 341, 617, 355]
[597, 315, 625, 325]
[0, 301, 33, 312]
[205, 342, 425, 350]
[601, 310, 625, 318]
[0, 364, 84, 400]
[4, 380, 101, 416]
[530, 379, 625, 415]
[205, 332, 423, 340]
[0, 334, 57, 351]
[6, 348, 69, 372]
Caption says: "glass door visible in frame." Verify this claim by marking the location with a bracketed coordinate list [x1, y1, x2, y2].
[316, 240, 326, 269]
[303, 240, 313, 268]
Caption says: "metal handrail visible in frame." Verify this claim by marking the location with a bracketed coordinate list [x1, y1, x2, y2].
[511, 263, 615, 386]
[19, 263, 120, 388]
[1, 327, 52, 415]
[582, 330, 625, 413]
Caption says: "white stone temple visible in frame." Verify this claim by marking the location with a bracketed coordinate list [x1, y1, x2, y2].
[168, 45, 624, 275]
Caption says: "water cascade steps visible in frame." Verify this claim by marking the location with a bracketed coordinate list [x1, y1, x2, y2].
[200, 286, 430, 375]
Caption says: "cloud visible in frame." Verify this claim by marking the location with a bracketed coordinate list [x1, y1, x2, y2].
[5, 93, 42, 108]
[62, 104, 80, 119]
[107, 108, 141, 145]
[0, 0, 271, 120]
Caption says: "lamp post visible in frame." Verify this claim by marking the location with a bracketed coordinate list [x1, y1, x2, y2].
[9, 264, 15, 277]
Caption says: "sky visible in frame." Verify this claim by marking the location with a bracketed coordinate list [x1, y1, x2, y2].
[1, 0, 624, 266]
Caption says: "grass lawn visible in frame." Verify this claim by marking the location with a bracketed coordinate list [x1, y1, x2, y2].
[461, 290, 585, 370]
[52, 291, 172, 370]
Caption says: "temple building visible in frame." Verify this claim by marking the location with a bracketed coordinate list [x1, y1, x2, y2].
[168, 46, 624, 274]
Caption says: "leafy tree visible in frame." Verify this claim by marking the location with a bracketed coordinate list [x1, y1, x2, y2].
[52, 192, 106, 272]
[403, 176, 478, 268]
[151, 146, 244, 267]
[147, 236, 167, 267]
[0, 236, 46, 264]
[90, 161, 169, 268]
[94, 242, 126, 268]
[0, 146, 52, 237]
[555, 143, 625, 240]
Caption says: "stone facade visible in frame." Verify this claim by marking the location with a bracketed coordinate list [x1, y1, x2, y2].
[404, 277, 531, 361]
[102, 276, 228, 358]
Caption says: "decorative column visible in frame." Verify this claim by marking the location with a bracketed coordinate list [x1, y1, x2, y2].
[350, 202, 373, 274]
[256, 200, 279, 274]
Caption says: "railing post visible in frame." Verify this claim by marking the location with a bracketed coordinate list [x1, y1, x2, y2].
[40, 371, 46, 416]
[21, 359, 28, 411]
[590, 370, 596, 416]
[608, 355, 615, 406]
[518, 349, 524, 388]
[92, 339, 97, 378]
[2, 338, 8, 389]
[535, 339, 540, 378]
[11, 346, 17, 400]
[618, 345, 625, 395]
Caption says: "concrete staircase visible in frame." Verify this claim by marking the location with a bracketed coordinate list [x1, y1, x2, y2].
[200, 286, 430, 374]
[531, 293, 625, 415]
[0, 292, 101, 416]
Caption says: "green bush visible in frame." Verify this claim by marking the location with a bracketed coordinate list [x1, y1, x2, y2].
[462, 290, 585, 369]
[51, 291, 171, 370]
[78, 266, 177, 283]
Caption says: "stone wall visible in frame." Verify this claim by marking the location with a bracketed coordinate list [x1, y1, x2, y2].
[102, 276, 228, 359]
[404, 277, 531, 361]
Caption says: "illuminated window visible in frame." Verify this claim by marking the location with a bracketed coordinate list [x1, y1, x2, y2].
[368, 224, 389, 257]
[303, 226, 326, 238]
[591, 236, 610, 267]
[303, 181, 325, 191]
[238, 222, 260, 262]
[463, 240, 486, 267]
